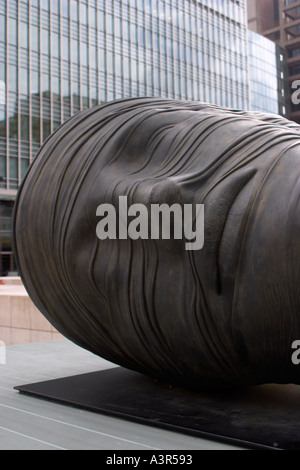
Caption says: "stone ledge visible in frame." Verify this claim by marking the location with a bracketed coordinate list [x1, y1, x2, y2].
[0, 276, 23, 286]
[0, 326, 63, 345]
[0, 281, 63, 345]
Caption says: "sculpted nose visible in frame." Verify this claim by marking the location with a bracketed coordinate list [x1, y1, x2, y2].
[129, 178, 185, 207]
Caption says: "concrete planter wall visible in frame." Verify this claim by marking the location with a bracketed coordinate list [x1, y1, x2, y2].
[0, 277, 62, 345]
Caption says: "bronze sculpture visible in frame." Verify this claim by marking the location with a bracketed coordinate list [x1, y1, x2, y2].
[13, 98, 300, 391]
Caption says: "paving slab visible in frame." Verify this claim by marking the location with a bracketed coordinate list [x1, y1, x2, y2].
[0, 339, 243, 450]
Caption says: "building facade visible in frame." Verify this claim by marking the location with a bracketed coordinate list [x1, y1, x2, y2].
[248, 29, 290, 116]
[0, 0, 250, 276]
[247, 0, 300, 123]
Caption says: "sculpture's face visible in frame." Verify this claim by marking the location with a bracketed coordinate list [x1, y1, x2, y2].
[13, 98, 300, 390]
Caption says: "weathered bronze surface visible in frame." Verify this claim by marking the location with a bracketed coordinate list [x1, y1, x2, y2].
[13, 98, 300, 391]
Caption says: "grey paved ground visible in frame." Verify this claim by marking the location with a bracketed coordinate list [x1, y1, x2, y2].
[0, 339, 244, 450]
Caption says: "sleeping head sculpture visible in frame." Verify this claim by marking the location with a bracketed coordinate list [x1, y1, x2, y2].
[13, 98, 300, 391]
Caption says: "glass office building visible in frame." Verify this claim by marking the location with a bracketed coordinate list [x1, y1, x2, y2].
[248, 29, 289, 116]
[0, 0, 249, 276]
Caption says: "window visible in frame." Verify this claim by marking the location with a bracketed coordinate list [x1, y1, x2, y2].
[107, 51, 113, 74]
[9, 65, 17, 93]
[80, 42, 88, 67]
[290, 65, 300, 75]
[90, 87, 98, 106]
[43, 119, 51, 141]
[62, 36, 69, 61]
[123, 21, 129, 41]
[0, 157, 5, 179]
[147, 64, 153, 87]
[131, 59, 137, 81]
[52, 76, 60, 98]
[71, 0, 78, 21]
[52, 33, 60, 58]
[146, 29, 152, 48]
[123, 56, 129, 78]
[0, 15, 5, 43]
[42, 0, 49, 11]
[20, 159, 29, 178]
[62, 1, 69, 17]
[106, 14, 113, 34]
[31, 116, 41, 144]
[90, 46, 97, 69]
[139, 62, 145, 84]
[31, 25, 39, 52]
[72, 39, 79, 63]
[89, 7, 96, 28]
[82, 84, 89, 108]
[8, 117, 17, 140]
[42, 74, 50, 96]
[62, 79, 70, 101]
[20, 22, 28, 50]
[9, 158, 18, 179]
[41, 29, 49, 55]
[21, 116, 29, 141]
[289, 47, 300, 58]
[80, 3, 87, 25]
[131, 24, 137, 43]
[8, 18, 17, 46]
[273, 0, 279, 22]
[30, 71, 39, 94]
[72, 81, 80, 107]
[115, 54, 122, 76]
[51, 0, 59, 14]
[139, 27, 145, 46]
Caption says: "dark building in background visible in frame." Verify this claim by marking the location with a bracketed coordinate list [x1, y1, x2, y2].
[247, 0, 300, 123]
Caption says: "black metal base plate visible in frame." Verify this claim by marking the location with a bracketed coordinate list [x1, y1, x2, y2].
[15, 367, 300, 450]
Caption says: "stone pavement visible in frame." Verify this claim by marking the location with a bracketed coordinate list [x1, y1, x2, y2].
[0, 339, 243, 450]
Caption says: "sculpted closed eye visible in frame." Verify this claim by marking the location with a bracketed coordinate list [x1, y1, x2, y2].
[13, 98, 300, 391]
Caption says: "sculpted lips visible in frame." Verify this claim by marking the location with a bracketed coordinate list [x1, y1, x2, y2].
[13, 98, 300, 391]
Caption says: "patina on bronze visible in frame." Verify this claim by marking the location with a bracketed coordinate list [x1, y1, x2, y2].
[13, 98, 300, 391]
